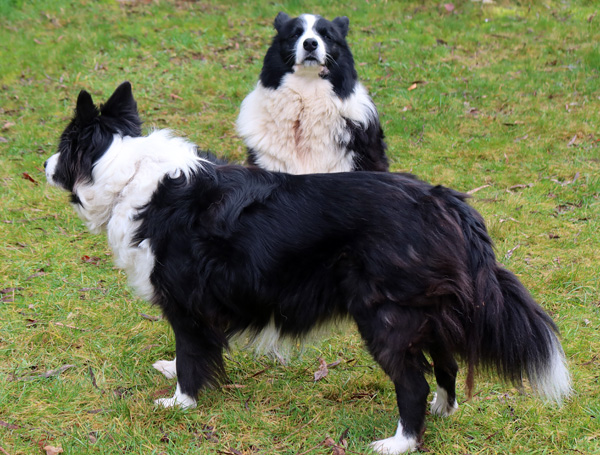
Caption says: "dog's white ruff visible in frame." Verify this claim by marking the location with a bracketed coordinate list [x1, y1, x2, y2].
[370, 420, 418, 454]
[154, 382, 197, 409]
[237, 73, 378, 174]
[430, 387, 459, 417]
[47, 130, 204, 302]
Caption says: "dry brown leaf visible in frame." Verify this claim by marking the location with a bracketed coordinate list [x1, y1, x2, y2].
[323, 437, 336, 447]
[22, 172, 38, 184]
[139, 312, 161, 321]
[43, 445, 64, 455]
[314, 357, 328, 381]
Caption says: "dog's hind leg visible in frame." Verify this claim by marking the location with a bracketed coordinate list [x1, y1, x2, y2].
[429, 343, 459, 417]
[353, 305, 429, 454]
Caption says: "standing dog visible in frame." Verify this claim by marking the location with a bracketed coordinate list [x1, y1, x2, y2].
[237, 13, 388, 174]
[46, 83, 570, 454]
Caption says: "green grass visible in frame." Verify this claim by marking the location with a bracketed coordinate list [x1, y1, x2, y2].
[1, 1, 599, 454]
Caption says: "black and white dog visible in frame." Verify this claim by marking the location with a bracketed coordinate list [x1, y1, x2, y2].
[46, 83, 570, 454]
[237, 13, 388, 174]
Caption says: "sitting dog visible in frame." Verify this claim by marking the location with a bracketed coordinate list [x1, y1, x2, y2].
[237, 13, 388, 174]
[45, 83, 570, 454]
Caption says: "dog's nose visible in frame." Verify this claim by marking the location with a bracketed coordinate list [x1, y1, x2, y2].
[303, 38, 318, 52]
[44, 160, 48, 169]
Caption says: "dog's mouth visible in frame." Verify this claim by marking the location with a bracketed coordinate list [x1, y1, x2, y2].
[301, 53, 324, 67]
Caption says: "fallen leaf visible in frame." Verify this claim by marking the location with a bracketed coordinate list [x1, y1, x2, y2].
[22, 172, 38, 184]
[327, 359, 342, 369]
[1, 287, 24, 294]
[222, 384, 245, 389]
[323, 437, 336, 448]
[408, 80, 427, 92]
[0, 420, 20, 429]
[195, 424, 219, 443]
[152, 387, 173, 399]
[507, 183, 533, 191]
[2, 122, 15, 130]
[113, 386, 132, 399]
[444, 3, 455, 13]
[160, 433, 171, 443]
[170, 93, 183, 100]
[81, 255, 101, 265]
[52, 322, 87, 331]
[550, 174, 579, 186]
[314, 357, 329, 381]
[140, 312, 161, 321]
[567, 135, 578, 147]
[0, 136, 8, 143]
[43, 445, 63, 455]
[25, 268, 46, 280]
[505, 244, 520, 260]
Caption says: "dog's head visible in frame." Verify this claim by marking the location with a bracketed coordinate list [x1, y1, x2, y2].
[45, 81, 142, 196]
[271, 12, 351, 69]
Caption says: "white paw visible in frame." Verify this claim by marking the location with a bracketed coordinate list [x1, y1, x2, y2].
[154, 383, 197, 409]
[430, 389, 458, 417]
[153, 358, 177, 379]
[370, 435, 417, 454]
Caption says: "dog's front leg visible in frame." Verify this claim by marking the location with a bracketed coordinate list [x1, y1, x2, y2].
[153, 357, 177, 379]
[154, 315, 226, 410]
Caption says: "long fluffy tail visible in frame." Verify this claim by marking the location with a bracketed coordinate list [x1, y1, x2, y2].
[447, 190, 572, 402]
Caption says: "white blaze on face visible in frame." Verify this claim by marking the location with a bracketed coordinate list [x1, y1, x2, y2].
[45, 153, 60, 187]
[295, 14, 326, 66]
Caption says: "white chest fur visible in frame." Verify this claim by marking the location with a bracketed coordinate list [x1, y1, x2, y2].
[237, 68, 377, 174]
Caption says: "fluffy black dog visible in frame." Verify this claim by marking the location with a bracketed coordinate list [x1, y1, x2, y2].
[46, 83, 570, 454]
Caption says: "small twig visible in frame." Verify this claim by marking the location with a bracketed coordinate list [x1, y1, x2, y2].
[19, 364, 76, 381]
[0, 446, 11, 455]
[89, 366, 99, 390]
[278, 415, 320, 444]
[1, 216, 56, 224]
[295, 443, 322, 455]
[467, 184, 491, 195]
[52, 322, 88, 332]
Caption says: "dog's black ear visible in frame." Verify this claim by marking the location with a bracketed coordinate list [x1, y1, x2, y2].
[332, 16, 350, 37]
[274, 12, 291, 33]
[100, 81, 142, 136]
[75, 90, 99, 124]
[101, 81, 136, 118]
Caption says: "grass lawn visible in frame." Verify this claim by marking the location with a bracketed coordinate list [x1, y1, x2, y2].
[1, 0, 599, 454]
